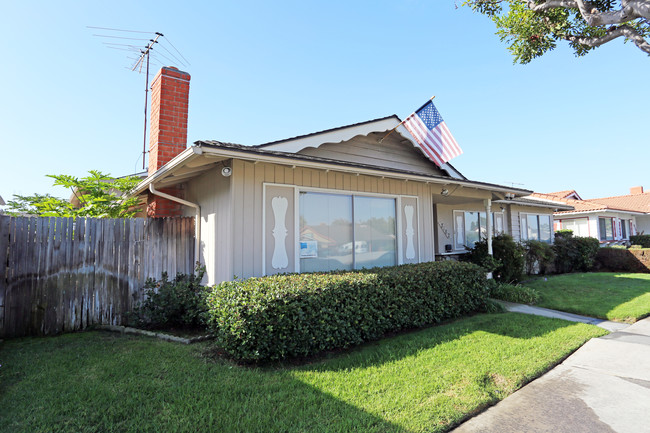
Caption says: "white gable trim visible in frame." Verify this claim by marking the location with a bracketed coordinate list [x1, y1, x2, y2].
[261, 117, 400, 153]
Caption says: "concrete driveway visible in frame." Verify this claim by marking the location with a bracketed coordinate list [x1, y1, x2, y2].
[452, 317, 650, 433]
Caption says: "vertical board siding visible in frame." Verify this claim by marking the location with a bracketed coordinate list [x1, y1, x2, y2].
[231, 161, 439, 280]
[0, 216, 195, 338]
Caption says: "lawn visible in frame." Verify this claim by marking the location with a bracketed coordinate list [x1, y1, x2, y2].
[524, 272, 650, 323]
[0, 313, 605, 433]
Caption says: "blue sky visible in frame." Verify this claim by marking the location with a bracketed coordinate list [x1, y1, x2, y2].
[1, 1, 648, 204]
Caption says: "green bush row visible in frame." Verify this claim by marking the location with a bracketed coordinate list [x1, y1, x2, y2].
[553, 231, 600, 273]
[465, 231, 600, 280]
[630, 235, 650, 248]
[206, 261, 489, 362]
[596, 247, 650, 273]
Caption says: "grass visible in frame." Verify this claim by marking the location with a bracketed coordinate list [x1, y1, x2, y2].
[524, 272, 650, 323]
[0, 312, 605, 433]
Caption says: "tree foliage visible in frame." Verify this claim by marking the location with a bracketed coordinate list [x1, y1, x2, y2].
[6, 171, 142, 218]
[464, 0, 650, 63]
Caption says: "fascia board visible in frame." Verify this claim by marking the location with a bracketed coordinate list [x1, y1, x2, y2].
[198, 146, 530, 196]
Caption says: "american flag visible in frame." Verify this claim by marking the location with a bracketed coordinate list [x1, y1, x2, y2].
[402, 100, 462, 167]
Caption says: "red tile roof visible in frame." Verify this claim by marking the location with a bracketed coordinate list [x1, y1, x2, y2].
[530, 190, 650, 215]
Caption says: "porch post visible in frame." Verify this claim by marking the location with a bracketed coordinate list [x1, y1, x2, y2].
[484, 199, 493, 256]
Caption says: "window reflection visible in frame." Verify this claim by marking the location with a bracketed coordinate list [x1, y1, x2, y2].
[299, 192, 397, 272]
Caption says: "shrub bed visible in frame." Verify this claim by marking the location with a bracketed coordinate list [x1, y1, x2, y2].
[127, 268, 209, 329]
[490, 282, 540, 305]
[553, 232, 600, 273]
[206, 261, 489, 362]
[630, 235, 650, 248]
[596, 247, 650, 273]
[464, 234, 525, 283]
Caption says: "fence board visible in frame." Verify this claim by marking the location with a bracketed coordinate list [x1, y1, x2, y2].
[0, 217, 10, 337]
[0, 216, 195, 338]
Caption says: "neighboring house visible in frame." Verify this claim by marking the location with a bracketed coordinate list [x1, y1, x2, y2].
[131, 67, 571, 284]
[0, 195, 5, 214]
[531, 188, 650, 245]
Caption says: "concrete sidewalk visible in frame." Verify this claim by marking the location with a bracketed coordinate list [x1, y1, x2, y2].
[452, 310, 650, 433]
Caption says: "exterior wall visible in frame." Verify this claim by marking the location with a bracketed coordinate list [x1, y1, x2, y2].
[554, 212, 639, 245]
[433, 194, 496, 256]
[636, 215, 650, 235]
[509, 205, 556, 243]
[297, 132, 448, 177]
[228, 159, 438, 282]
[184, 166, 232, 285]
[435, 202, 557, 256]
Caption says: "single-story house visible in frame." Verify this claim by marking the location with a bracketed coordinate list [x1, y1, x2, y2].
[531, 188, 650, 245]
[131, 67, 572, 284]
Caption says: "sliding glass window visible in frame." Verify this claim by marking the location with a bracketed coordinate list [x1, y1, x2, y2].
[299, 192, 396, 272]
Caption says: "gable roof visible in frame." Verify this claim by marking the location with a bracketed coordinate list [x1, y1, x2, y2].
[254, 115, 466, 180]
[587, 192, 650, 214]
[545, 190, 582, 200]
[131, 115, 533, 200]
[530, 191, 650, 216]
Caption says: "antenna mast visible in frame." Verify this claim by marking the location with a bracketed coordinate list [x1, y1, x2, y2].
[133, 32, 163, 170]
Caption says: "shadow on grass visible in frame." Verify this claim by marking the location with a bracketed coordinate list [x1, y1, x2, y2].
[0, 331, 409, 433]
[0, 313, 598, 433]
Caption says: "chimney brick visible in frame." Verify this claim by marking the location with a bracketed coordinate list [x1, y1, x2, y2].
[630, 186, 644, 195]
[148, 66, 190, 176]
[147, 67, 190, 217]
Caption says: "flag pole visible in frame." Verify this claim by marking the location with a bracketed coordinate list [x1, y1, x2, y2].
[378, 95, 435, 144]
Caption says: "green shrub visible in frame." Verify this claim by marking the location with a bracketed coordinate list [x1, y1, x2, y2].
[596, 247, 650, 273]
[206, 261, 489, 362]
[465, 234, 525, 283]
[554, 229, 573, 239]
[553, 234, 600, 273]
[523, 240, 555, 275]
[128, 267, 209, 329]
[630, 235, 650, 248]
[490, 283, 540, 305]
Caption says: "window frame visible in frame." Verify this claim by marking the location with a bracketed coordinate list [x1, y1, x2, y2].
[452, 210, 505, 250]
[295, 187, 411, 273]
[521, 213, 553, 243]
[599, 217, 615, 241]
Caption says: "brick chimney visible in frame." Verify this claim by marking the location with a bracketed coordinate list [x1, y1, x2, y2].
[630, 186, 644, 195]
[147, 67, 191, 217]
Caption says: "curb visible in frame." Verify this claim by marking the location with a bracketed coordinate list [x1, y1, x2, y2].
[96, 325, 215, 344]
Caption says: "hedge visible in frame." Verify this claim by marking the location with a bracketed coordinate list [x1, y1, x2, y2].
[206, 261, 489, 362]
[553, 234, 600, 273]
[630, 235, 650, 248]
[596, 247, 650, 273]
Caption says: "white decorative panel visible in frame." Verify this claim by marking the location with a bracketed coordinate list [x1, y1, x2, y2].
[271, 196, 289, 269]
[401, 197, 419, 264]
[404, 205, 415, 260]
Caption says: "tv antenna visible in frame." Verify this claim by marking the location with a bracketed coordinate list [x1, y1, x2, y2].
[89, 27, 190, 170]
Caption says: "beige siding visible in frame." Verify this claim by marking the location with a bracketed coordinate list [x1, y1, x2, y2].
[184, 167, 232, 285]
[228, 160, 443, 280]
[297, 132, 448, 177]
[509, 205, 555, 242]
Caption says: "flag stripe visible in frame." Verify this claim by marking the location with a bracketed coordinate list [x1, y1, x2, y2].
[402, 100, 463, 167]
[403, 116, 445, 166]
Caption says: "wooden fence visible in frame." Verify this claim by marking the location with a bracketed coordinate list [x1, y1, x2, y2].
[0, 216, 195, 338]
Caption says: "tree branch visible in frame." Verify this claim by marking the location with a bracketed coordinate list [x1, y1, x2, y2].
[565, 24, 650, 53]
[524, 0, 650, 22]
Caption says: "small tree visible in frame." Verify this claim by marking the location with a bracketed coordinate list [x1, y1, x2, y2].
[6, 171, 142, 218]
